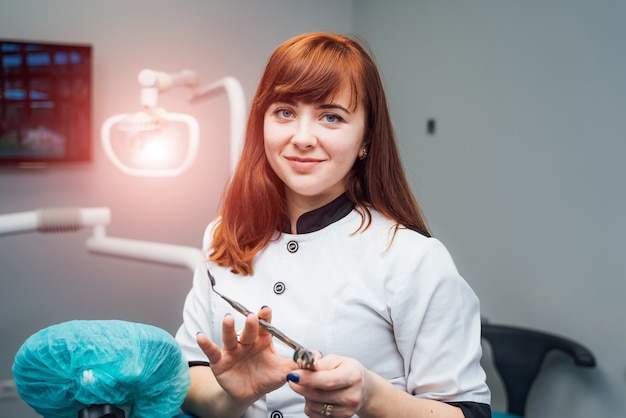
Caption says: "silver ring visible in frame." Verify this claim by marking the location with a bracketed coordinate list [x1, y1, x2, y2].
[320, 403, 333, 416]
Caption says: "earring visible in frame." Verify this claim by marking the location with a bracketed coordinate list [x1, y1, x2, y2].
[359, 149, 368, 160]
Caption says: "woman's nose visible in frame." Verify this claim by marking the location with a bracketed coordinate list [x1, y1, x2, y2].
[290, 120, 317, 148]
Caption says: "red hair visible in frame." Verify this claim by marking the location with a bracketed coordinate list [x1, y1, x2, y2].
[210, 32, 430, 275]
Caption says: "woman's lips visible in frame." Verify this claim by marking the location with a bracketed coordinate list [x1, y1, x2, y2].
[286, 156, 323, 171]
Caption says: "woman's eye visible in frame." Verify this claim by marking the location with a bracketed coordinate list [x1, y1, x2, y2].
[322, 113, 342, 123]
[276, 108, 293, 119]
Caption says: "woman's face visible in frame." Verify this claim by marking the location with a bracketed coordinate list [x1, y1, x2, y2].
[263, 84, 366, 210]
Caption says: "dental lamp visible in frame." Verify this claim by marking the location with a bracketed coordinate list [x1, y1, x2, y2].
[2, 70, 246, 275]
[101, 69, 245, 176]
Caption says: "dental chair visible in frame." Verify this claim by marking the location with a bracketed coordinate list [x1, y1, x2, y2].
[13, 320, 191, 418]
[481, 322, 596, 417]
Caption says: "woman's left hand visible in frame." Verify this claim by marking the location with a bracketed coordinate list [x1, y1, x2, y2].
[286, 354, 371, 418]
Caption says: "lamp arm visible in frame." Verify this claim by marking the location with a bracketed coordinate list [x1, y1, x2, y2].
[1, 207, 202, 272]
[138, 69, 199, 109]
[138, 69, 198, 91]
[191, 76, 246, 173]
[86, 228, 203, 272]
[0, 208, 111, 237]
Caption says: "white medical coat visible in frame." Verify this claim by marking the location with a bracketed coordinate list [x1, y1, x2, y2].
[176, 207, 490, 418]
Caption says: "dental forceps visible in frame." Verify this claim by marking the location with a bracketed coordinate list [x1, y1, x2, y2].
[205, 264, 317, 369]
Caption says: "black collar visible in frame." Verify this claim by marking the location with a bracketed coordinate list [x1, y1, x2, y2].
[279, 194, 355, 234]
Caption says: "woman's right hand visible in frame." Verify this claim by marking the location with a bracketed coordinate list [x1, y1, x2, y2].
[196, 306, 297, 404]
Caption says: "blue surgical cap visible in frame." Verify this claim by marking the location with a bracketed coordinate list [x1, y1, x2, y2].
[12, 320, 190, 418]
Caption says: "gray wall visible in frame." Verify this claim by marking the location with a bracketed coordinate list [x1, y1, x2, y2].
[1, 1, 625, 417]
[356, 0, 626, 416]
[0, 1, 354, 416]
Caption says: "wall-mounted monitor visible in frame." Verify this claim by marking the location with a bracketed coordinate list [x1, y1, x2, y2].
[0, 39, 92, 167]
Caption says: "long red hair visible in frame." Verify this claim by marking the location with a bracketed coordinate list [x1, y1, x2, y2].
[210, 32, 430, 275]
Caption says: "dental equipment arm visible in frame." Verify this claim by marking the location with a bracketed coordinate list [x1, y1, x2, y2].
[87, 226, 202, 272]
[0, 207, 111, 236]
[0, 207, 203, 272]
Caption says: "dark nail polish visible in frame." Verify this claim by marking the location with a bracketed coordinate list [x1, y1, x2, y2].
[286, 373, 300, 383]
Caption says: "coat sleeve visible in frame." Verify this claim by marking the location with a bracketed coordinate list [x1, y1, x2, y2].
[391, 237, 491, 405]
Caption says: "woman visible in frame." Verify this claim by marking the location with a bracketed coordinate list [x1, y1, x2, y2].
[176, 32, 491, 418]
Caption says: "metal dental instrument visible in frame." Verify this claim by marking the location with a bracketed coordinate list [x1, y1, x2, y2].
[205, 265, 317, 369]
